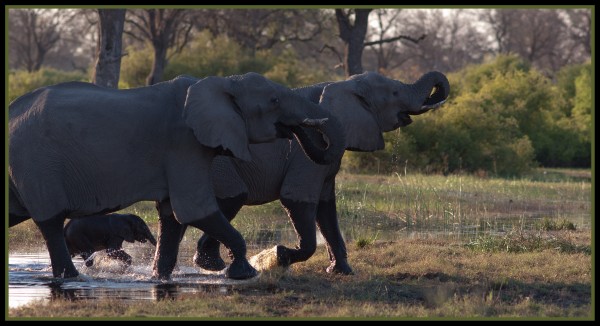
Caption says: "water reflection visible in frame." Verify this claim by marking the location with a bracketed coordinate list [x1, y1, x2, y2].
[7, 250, 241, 309]
[49, 282, 78, 302]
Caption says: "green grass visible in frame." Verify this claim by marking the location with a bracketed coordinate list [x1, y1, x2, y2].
[7, 168, 592, 318]
[464, 230, 591, 254]
[538, 217, 577, 231]
[8, 236, 592, 318]
[334, 169, 590, 241]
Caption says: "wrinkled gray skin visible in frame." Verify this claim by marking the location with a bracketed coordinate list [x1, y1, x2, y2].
[8, 72, 345, 280]
[181, 71, 450, 274]
[64, 213, 157, 267]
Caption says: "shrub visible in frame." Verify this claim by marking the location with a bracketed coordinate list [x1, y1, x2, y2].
[8, 68, 89, 102]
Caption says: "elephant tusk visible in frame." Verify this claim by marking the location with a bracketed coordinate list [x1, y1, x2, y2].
[301, 118, 328, 127]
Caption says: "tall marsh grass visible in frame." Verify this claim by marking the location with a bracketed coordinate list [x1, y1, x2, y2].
[8, 169, 590, 252]
[334, 169, 590, 242]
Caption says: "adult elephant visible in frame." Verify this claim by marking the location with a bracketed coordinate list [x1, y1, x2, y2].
[178, 71, 450, 274]
[8, 72, 345, 280]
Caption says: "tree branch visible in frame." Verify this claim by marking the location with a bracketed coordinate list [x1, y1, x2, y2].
[319, 44, 344, 68]
[364, 33, 427, 47]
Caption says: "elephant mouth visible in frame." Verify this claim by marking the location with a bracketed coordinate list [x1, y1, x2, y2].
[419, 99, 446, 112]
[395, 113, 413, 128]
[395, 95, 447, 128]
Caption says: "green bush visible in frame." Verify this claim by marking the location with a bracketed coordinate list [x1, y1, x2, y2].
[119, 44, 153, 88]
[119, 31, 337, 89]
[344, 55, 590, 176]
[8, 68, 89, 102]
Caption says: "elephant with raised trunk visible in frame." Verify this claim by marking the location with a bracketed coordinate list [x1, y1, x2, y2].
[8, 72, 345, 280]
[64, 213, 157, 267]
[167, 71, 450, 274]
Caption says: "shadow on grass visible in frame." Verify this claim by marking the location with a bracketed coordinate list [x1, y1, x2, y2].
[228, 271, 591, 312]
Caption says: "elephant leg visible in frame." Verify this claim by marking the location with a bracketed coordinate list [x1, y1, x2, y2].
[9, 186, 31, 227]
[188, 211, 257, 280]
[34, 217, 79, 278]
[152, 199, 187, 280]
[276, 198, 318, 267]
[194, 193, 247, 271]
[81, 252, 95, 267]
[9, 214, 31, 227]
[107, 249, 133, 266]
[316, 199, 353, 275]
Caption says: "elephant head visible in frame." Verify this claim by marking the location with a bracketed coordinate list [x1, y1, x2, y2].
[120, 214, 157, 246]
[320, 71, 450, 151]
[182, 72, 344, 164]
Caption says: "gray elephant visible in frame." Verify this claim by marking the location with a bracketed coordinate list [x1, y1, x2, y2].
[8, 72, 345, 280]
[155, 71, 449, 275]
[64, 213, 157, 267]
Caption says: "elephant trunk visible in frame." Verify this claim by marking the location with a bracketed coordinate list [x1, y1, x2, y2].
[409, 71, 450, 115]
[277, 93, 346, 165]
[134, 220, 157, 246]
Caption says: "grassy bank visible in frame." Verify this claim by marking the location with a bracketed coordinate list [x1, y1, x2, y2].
[8, 234, 592, 319]
[7, 169, 593, 319]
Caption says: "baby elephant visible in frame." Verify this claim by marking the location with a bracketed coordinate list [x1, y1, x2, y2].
[64, 213, 157, 267]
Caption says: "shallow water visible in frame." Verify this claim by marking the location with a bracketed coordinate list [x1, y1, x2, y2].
[7, 248, 255, 310]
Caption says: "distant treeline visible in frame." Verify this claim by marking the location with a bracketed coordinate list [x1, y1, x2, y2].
[8, 7, 591, 175]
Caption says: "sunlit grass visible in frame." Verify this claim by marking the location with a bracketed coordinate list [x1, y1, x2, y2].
[7, 168, 592, 318]
[334, 169, 590, 242]
[8, 168, 591, 253]
[464, 230, 591, 254]
[8, 236, 592, 318]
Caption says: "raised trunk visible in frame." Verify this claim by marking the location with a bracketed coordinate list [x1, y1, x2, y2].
[408, 71, 451, 114]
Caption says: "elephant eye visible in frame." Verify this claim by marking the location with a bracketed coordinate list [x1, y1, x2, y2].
[271, 97, 280, 105]
[392, 91, 399, 96]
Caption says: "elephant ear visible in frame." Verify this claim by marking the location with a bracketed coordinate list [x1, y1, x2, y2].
[319, 80, 384, 152]
[183, 76, 252, 161]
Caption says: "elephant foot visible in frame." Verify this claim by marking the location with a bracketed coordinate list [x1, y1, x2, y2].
[193, 251, 226, 271]
[326, 260, 354, 275]
[83, 252, 97, 267]
[68, 273, 93, 281]
[107, 249, 133, 266]
[226, 258, 258, 280]
[275, 245, 293, 267]
[151, 272, 172, 281]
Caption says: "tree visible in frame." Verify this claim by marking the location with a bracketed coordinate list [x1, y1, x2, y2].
[197, 9, 326, 53]
[8, 9, 68, 72]
[332, 9, 428, 77]
[125, 9, 194, 85]
[92, 9, 126, 88]
[364, 9, 488, 80]
[334, 9, 372, 76]
[482, 9, 590, 73]
[364, 9, 409, 74]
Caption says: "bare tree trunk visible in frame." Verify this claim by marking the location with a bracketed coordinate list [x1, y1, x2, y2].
[146, 43, 167, 86]
[92, 9, 126, 88]
[335, 9, 372, 77]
